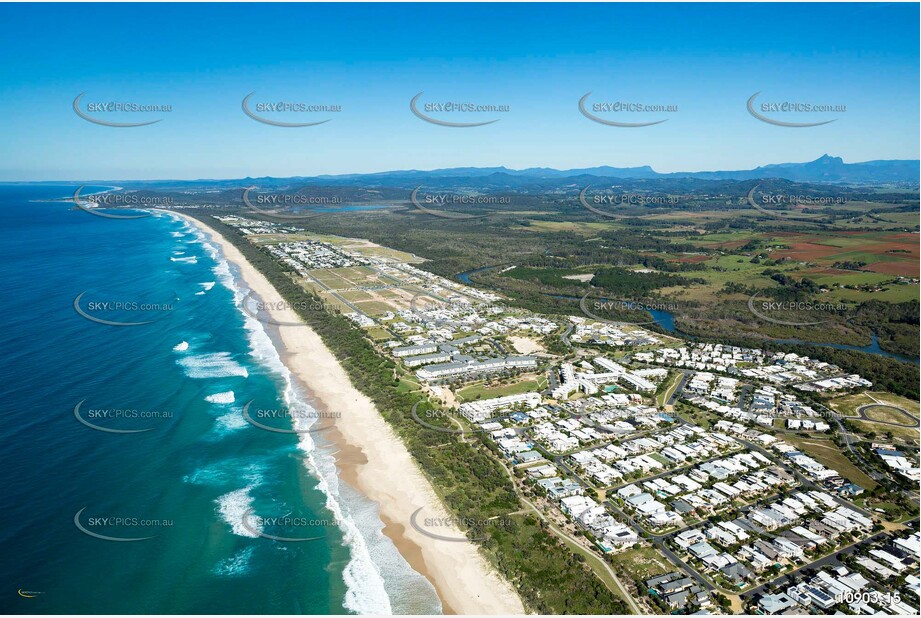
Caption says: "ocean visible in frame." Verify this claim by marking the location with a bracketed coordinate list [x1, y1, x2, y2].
[0, 185, 441, 615]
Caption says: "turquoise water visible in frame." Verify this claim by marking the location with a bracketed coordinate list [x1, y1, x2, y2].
[0, 186, 440, 614]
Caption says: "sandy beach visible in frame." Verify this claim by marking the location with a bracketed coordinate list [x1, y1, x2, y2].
[182, 214, 525, 615]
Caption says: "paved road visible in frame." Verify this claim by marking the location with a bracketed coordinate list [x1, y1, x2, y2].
[494, 458, 644, 614]
[607, 412, 883, 598]
[811, 401, 888, 483]
[864, 394, 920, 421]
[603, 498, 715, 592]
[603, 446, 744, 496]
[560, 322, 574, 348]
[856, 403, 920, 427]
[303, 271, 368, 316]
[737, 384, 752, 410]
[736, 436, 876, 521]
[604, 481, 800, 596]
[544, 369, 559, 397]
[666, 373, 689, 407]
[484, 337, 507, 355]
[740, 528, 895, 599]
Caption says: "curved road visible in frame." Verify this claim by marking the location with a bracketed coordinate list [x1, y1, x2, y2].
[495, 459, 643, 614]
[855, 403, 920, 427]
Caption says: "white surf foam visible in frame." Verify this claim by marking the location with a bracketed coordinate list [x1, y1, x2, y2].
[216, 487, 261, 538]
[306, 442, 395, 614]
[170, 256, 198, 264]
[213, 546, 256, 577]
[205, 391, 235, 404]
[195, 281, 217, 296]
[214, 409, 248, 434]
[183, 459, 266, 487]
[177, 352, 248, 379]
[173, 341, 189, 352]
[190, 217, 440, 614]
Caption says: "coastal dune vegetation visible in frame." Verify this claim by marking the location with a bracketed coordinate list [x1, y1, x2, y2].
[197, 214, 634, 614]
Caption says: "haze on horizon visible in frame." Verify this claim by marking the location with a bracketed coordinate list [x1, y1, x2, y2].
[0, 2, 918, 181]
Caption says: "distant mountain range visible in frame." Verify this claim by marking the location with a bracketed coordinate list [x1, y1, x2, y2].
[318, 155, 918, 184]
[46, 155, 916, 190]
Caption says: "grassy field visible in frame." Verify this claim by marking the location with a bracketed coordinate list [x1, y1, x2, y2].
[862, 405, 917, 426]
[308, 265, 384, 289]
[456, 376, 547, 402]
[856, 499, 915, 524]
[394, 377, 422, 395]
[656, 371, 684, 408]
[609, 545, 673, 581]
[677, 405, 715, 429]
[866, 393, 920, 417]
[783, 435, 878, 491]
[365, 326, 392, 340]
[663, 254, 917, 305]
[874, 211, 921, 226]
[352, 300, 396, 315]
[518, 220, 615, 234]
[828, 392, 920, 426]
[337, 289, 374, 301]
[825, 282, 919, 304]
[351, 244, 423, 262]
[852, 420, 920, 445]
[660, 227, 920, 304]
[827, 392, 881, 418]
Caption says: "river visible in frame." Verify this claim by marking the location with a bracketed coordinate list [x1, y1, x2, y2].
[454, 268, 918, 365]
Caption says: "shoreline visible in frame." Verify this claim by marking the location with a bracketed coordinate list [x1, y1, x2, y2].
[178, 213, 525, 616]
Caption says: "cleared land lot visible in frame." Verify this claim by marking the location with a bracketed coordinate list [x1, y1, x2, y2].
[609, 545, 671, 581]
[866, 393, 920, 417]
[828, 392, 882, 418]
[852, 420, 920, 445]
[783, 435, 878, 491]
[827, 391, 921, 419]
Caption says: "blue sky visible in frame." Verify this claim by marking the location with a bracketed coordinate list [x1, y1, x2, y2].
[0, 2, 918, 180]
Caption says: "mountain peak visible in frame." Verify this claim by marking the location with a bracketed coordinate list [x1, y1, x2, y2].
[813, 154, 844, 165]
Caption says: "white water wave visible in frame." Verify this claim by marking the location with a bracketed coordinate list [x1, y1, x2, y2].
[183, 459, 266, 487]
[213, 546, 256, 577]
[177, 352, 248, 379]
[205, 390, 235, 404]
[214, 409, 248, 434]
[188, 218, 440, 614]
[216, 487, 261, 538]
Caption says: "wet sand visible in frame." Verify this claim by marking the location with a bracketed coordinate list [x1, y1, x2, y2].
[182, 214, 525, 615]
